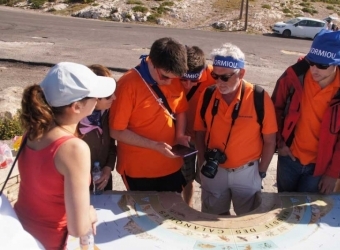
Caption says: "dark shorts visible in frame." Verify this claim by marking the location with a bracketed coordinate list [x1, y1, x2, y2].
[125, 169, 187, 193]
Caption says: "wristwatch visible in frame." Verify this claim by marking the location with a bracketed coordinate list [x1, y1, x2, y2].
[259, 172, 267, 179]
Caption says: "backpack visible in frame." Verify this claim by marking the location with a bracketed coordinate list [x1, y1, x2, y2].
[200, 84, 265, 131]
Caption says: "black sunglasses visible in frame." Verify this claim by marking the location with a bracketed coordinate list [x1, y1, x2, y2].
[210, 71, 236, 82]
[307, 60, 330, 70]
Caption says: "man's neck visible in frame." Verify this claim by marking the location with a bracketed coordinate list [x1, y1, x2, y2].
[147, 60, 157, 83]
[222, 89, 238, 105]
[222, 82, 241, 105]
[319, 70, 337, 89]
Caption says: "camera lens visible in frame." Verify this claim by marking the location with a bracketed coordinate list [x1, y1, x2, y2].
[201, 160, 219, 178]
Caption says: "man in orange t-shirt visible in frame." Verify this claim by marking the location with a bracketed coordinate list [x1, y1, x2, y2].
[172, 45, 215, 206]
[109, 37, 190, 192]
[194, 43, 277, 215]
[272, 30, 340, 194]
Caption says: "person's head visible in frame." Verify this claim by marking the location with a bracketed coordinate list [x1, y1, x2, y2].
[149, 37, 188, 85]
[88, 64, 117, 110]
[20, 62, 116, 140]
[180, 46, 206, 89]
[305, 30, 340, 84]
[210, 43, 246, 94]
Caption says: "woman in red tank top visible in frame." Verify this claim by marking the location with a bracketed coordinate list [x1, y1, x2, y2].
[14, 62, 116, 249]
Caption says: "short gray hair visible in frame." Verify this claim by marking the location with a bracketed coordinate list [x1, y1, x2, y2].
[210, 43, 245, 62]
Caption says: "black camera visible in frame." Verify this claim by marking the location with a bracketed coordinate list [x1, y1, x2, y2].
[201, 148, 227, 179]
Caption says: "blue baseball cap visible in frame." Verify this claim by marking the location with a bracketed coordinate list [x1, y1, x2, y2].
[306, 30, 340, 65]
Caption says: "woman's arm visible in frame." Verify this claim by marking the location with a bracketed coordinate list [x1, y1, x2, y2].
[55, 138, 97, 237]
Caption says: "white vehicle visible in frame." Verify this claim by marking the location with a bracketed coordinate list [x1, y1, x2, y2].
[272, 17, 326, 39]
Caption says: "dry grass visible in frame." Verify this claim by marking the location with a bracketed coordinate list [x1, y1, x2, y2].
[54, 4, 89, 15]
[212, 0, 243, 10]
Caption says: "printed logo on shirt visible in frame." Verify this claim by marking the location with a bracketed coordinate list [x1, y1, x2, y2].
[239, 115, 253, 119]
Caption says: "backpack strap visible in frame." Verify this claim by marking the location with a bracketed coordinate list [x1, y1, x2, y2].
[200, 84, 266, 131]
[200, 85, 216, 128]
[186, 83, 201, 101]
[253, 84, 265, 131]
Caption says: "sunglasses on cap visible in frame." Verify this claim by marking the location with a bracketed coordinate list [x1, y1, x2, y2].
[307, 60, 330, 70]
[210, 71, 236, 82]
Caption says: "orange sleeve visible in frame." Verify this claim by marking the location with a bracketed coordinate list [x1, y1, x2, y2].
[109, 74, 135, 131]
[174, 86, 188, 114]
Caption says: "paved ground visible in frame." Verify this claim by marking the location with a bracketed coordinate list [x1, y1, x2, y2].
[111, 154, 279, 213]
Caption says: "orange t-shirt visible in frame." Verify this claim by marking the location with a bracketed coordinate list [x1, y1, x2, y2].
[291, 68, 340, 165]
[194, 81, 278, 168]
[109, 69, 188, 178]
[172, 65, 215, 140]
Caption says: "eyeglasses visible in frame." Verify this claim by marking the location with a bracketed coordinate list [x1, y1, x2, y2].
[307, 60, 330, 70]
[155, 68, 178, 80]
[210, 71, 236, 82]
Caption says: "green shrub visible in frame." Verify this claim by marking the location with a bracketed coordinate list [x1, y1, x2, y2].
[126, 0, 143, 4]
[68, 0, 94, 3]
[326, 5, 334, 9]
[161, 1, 174, 6]
[30, 0, 46, 9]
[299, 2, 310, 6]
[1, 0, 22, 5]
[0, 113, 24, 140]
[111, 8, 118, 14]
[156, 5, 171, 14]
[132, 5, 148, 13]
[147, 13, 161, 23]
[261, 4, 271, 9]
[302, 7, 315, 14]
[282, 8, 291, 13]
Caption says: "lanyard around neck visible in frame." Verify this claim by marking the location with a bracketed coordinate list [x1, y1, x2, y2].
[206, 82, 245, 151]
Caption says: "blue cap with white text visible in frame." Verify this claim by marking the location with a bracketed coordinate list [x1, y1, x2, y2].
[306, 29, 340, 65]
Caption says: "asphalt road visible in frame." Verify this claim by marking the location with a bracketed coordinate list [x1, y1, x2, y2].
[0, 6, 312, 92]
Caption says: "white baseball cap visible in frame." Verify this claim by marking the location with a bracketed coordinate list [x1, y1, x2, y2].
[40, 62, 116, 107]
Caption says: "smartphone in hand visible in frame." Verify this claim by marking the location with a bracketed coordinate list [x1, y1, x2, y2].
[170, 144, 198, 157]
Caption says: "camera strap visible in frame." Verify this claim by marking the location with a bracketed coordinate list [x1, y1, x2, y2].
[206, 82, 246, 150]
[186, 83, 201, 101]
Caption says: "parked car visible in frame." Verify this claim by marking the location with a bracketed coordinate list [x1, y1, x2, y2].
[272, 17, 326, 39]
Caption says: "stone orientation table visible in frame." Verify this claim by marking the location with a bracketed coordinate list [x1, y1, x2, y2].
[67, 191, 340, 250]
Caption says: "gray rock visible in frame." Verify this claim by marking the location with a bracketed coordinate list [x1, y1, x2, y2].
[0, 87, 23, 119]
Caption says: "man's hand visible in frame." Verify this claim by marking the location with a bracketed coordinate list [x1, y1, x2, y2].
[94, 166, 112, 190]
[319, 175, 337, 194]
[176, 135, 190, 147]
[277, 145, 296, 161]
[153, 142, 179, 158]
